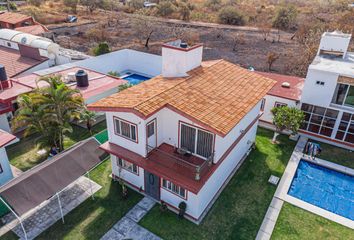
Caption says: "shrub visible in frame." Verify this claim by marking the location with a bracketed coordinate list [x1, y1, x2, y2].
[205, 0, 221, 11]
[93, 42, 110, 56]
[28, 0, 44, 7]
[128, 0, 144, 10]
[85, 28, 109, 42]
[179, 1, 191, 21]
[218, 6, 246, 26]
[157, 1, 176, 17]
[178, 201, 187, 219]
[63, 0, 78, 13]
[272, 5, 297, 30]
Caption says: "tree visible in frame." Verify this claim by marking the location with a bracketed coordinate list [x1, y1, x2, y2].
[157, 1, 176, 17]
[231, 32, 245, 51]
[266, 52, 279, 71]
[80, 108, 96, 135]
[272, 5, 297, 42]
[13, 76, 85, 152]
[81, 0, 101, 14]
[271, 106, 304, 143]
[218, 6, 246, 26]
[132, 16, 159, 49]
[93, 42, 110, 56]
[118, 83, 133, 91]
[179, 2, 191, 21]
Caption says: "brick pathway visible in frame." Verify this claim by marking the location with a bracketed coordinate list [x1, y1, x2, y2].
[101, 196, 161, 240]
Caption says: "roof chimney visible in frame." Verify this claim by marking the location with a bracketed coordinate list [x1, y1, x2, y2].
[0, 65, 8, 81]
[162, 39, 203, 78]
[318, 31, 352, 59]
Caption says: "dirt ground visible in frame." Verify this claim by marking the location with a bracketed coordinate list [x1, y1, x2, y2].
[47, 10, 302, 76]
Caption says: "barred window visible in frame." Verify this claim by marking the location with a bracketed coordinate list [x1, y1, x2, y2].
[117, 158, 138, 174]
[162, 179, 186, 198]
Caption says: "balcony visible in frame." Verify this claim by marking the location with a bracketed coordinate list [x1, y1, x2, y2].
[146, 143, 213, 181]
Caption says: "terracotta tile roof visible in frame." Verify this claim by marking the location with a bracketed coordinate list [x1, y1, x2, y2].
[89, 60, 276, 136]
[0, 46, 46, 78]
[0, 130, 15, 147]
[15, 24, 48, 35]
[0, 12, 32, 25]
[257, 71, 304, 101]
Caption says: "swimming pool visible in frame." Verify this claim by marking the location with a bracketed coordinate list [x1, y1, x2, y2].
[122, 74, 150, 85]
[288, 160, 354, 221]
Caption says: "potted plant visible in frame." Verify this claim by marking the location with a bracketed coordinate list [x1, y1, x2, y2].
[178, 201, 187, 219]
[160, 201, 167, 212]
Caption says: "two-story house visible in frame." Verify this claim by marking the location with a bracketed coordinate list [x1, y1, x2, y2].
[88, 40, 276, 223]
[299, 31, 354, 148]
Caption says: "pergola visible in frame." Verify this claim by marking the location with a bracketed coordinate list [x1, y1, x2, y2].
[0, 138, 107, 240]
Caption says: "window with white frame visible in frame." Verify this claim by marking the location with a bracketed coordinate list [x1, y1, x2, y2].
[260, 98, 266, 111]
[114, 118, 137, 142]
[117, 158, 138, 174]
[162, 179, 186, 198]
[331, 83, 354, 108]
[274, 102, 287, 108]
[180, 123, 214, 159]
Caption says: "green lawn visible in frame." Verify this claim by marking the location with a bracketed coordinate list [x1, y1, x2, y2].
[2, 159, 143, 240]
[6, 121, 107, 171]
[272, 203, 354, 240]
[139, 128, 297, 240]
[308, 140, 354, 169]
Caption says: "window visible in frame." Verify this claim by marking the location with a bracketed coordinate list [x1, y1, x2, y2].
[335, 112, 354, 144]
[114, 117, 137, 142]
[332, 84, 354, 108]
[162, 179, 186, 198]
[274, 102, 287, 108]
[147, 121, 155, 138]
[316, 81, 325, 86]
[260, 98, 266, 111]
[180, 123, 214, 159]
[300, 103, 339, 138]
[117, 158, 138, 174]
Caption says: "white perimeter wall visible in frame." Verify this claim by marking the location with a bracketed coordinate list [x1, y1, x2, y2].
[76, 49, 162, 77]
[260, 95, 298, 123]
[0, 114, 11, 133]
[0, 147, 13, 186]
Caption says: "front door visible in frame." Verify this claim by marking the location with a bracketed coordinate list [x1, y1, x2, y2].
[144, 170, 160, 200]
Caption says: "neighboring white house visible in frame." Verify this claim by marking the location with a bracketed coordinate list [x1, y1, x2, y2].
[0, 130, 15, 186]
[299, 31, 354, 149]
[88, 40, 276, 223]
[257, 72, 304, 130]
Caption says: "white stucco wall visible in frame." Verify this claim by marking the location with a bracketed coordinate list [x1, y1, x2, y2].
[301, 69, 338, 108]
[260, 95, 298, 124]
[76, 49, 162, 77]
[0, 147, 13, 186]
[111, 155, 145, 190]
[0, 114, 11, 133]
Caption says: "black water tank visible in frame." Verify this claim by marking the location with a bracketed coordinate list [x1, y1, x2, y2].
[0, 65, 7, 81]
[75, 70, 89, 87]
[180, 42, 188, 48]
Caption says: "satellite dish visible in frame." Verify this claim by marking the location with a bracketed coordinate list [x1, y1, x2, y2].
[21, 37, 27, 44]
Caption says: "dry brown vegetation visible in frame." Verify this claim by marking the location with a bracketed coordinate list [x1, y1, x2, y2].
[16, 0, 354, 77]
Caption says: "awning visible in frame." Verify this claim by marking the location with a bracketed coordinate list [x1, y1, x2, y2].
[0, 138, 106, 216]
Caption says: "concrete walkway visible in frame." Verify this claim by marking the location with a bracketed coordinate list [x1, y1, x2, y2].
[256, 136, 308, 240]
[101, 196, 161, 240]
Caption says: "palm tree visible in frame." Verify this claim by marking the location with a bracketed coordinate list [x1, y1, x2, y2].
[80, 108, 96, 135]
[36, 75, 84, 151]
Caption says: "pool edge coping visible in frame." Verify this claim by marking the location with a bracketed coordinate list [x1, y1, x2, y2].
[275, 137, 354, 230]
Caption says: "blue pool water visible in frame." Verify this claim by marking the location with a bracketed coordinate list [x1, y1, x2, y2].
[288, 160, 354, 220]
[123, 74, 150, 85]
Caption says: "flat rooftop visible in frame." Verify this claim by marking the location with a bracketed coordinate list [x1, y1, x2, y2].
[310, 52, 354, 77]
[257, 72, 304, 101]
